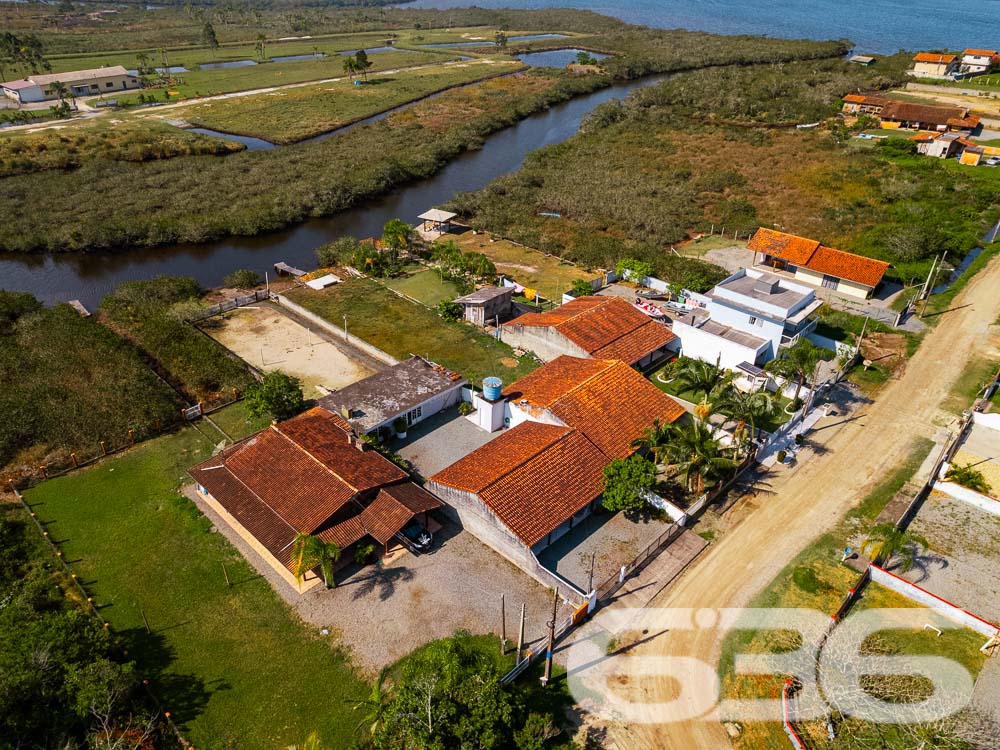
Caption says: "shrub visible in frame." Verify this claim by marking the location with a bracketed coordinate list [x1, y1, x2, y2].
[437, 300, 462, 322]
[457, 400, 475, 416]
[316, 236, 360, 268]
[602, 455, 657, 512]
[571, 278, 594, 297]
[392, 416, 409, 435]
[223, 269, 261, 289]
[615, 257, 654, 281]
[945, 462, 992, 495]
[245, 371, 305, 422]
[353, 542, 377, 565]
[776, 449, 788, 463]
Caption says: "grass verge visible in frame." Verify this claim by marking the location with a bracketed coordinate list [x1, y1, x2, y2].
[23, 424, 368, 750]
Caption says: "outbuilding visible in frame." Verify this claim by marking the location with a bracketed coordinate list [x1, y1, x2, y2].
[453, 286, 514, 326]
[1, 65, 140, 104]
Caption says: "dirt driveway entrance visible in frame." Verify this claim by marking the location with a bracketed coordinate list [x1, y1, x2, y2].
[202, 303, 377, 397]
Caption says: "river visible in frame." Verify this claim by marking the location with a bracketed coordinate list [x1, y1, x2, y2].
[398, 0, 1000, 56]
[0, 73, 672, 307]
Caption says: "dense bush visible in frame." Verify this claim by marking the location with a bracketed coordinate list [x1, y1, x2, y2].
[245, 371, 305, 422]
[223, 268, 262, 289]
[0, 292, 180, 470]
[101, 276, 255, 403]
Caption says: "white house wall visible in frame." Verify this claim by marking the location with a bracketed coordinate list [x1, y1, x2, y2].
[500, 325, 590, 362]
[671, 319, 767, 370]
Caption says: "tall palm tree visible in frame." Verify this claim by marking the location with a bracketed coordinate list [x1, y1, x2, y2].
[766, 340, 831, 404]
[631, 418, 674, 466]
[673, 357, 732, 401]
[254, 33, 267, 61]
[381, 218, 413, 260]
[663, 419, 738, 497]
[351, 667, 391, 735]
[290, 533, 341, 589]
[342, 56, 358, 78]
[860, 523, 930, 572]
[716, 386, 777, 453]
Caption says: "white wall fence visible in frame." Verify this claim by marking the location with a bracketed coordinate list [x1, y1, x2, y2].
[972, 411, 1000, 432]
[275, 294, 399, 367]
[869, 565, 1000, 639]
[934, 463, 1000, 517]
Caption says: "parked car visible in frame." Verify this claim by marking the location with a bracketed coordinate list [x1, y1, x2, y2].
[985, 156, 1000, 166]
[402, 521, 434, 552]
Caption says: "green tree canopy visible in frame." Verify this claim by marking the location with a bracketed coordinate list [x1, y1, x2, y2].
[223, 268, 261, 289]
[245, 370, 305, 422]
[602, 454, 657, 512]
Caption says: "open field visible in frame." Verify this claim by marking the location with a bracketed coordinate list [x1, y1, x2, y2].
[179, 59, 521, 143]
[22, 422, 369, 749]
[451, 229, 593, 301]
[202, 303, 377, 397]
[383, 267, 464, 307]
[284, 277, 537, 382]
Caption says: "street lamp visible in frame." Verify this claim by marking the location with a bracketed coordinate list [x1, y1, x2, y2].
[343, 314, 347, 339]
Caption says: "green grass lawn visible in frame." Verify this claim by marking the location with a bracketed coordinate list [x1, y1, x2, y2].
[285, 278, 537, 383]
[383, 267, 465, 307]
[204, 400, 270, 442]
[180, 60, 517, 143]
[23, 424, 368, 750]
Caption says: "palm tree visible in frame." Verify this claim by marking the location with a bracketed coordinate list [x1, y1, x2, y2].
[860, 523, 930, 572]
[766, 339, 831, 405]
[381, 218, 413, 260]
[673, 357, 731, 401]
[663, 419, 738, 497]
[944, 462, 992, 495]
[354, 49, 372, 82]
[342, 56, 359, 79]
[631, 418, 674, 466]
[351, 667, 391, 734]
[716, 386, 777, 453]
[135, 51, 152, 76]
[254, 33, 267, 61]
[290, 533, 341, 589]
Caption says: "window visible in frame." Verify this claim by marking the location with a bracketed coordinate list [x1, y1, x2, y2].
[407, 405, 423, 425]
[106, 81, 114, 88]
[90, 83, 98, 90]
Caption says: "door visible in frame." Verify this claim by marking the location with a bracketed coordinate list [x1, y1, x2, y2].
[821, 274, 838, 289]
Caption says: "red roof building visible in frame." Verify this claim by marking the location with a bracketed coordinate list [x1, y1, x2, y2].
[189, 407, 440, 591]
[501, 295, 676, 368]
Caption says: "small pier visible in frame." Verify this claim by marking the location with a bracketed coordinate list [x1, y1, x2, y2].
[68, 300, 91, 317]
[273, 262, 306, 278]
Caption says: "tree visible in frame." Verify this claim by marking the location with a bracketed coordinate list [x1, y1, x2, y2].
[202, 21, 219, 57]
[254, 33, 267, 61]
[716, 386, 776, 454]
[223, 268, 261, 289]
[381, 218, 413, 260]
[462, 252, 496, 280]
[316, 236, 359, 267]
[437, 300, 461, 322]
[351, 244, 391, 277]
[353, 49, 372, 82]
[290, 533, 340, 589]
[342, 55, 359, 79]
[602, 455, 657, 512]
[663, 419, 737, 496]
[766, 339, 831, 404]
[494, 31, 508, 51]
[352, 667, 391, 735]
[134, 51, 152, 76]
[860, 523, 929, 572]
[673, 356, 731, 401]
[572, 278, 594, 297]
[631, 418, 674, 466]
[575, 51, 598, 66]
[615, 257, 653, 281]
[245, 370, 305, 421]
[944, 462, 992, 495]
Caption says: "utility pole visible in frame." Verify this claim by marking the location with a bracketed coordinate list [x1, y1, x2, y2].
[541, 588, 559, 686]
[500, 593, 507, 655]
[587, 552, 596, 594]
[920, 252, 946, 317]
[516, 603, 525, 665]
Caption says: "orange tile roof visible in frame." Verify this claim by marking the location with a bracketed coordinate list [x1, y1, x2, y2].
[749, 228, 889, 288]
[505, 356, 686, 459]
[913, 52, 956, 64]
[843, 94, 867, 103]
[963, 49, 997, 57]
[429, 422, 606, 546]
[807, 246, 890, 288]
[748, 228, 821, 266]
[508, 296, 676, 364]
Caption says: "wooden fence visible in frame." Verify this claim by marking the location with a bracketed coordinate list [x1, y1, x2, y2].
[188, 289, 271, 322]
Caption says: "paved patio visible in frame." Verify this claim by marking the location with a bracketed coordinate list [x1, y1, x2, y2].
[537, 510, 675, 592]
[396, 406, 506, 478]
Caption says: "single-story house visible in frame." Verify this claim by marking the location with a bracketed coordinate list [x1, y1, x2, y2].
[1, 65, 140, 104]
[910, 52, 958, 78]
[912, 131, 979, 159]
[189, 407, 441, 592]
[880, 100, 979, 132]
[500, 295, 676, 369]
[849, 55, 876, 66]
[427, 355, 685, 590]
[454, 286, 514, 326]
[841, 93, 892, 116]
[319, 355, 467, 438]
[749, 228, 890, 300]
[961, 49, 997, 75]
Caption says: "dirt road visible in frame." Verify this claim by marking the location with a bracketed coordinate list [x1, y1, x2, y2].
[609, 254, 1000, 749]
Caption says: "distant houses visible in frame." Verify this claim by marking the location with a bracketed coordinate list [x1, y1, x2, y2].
[1, 65, 140, 104]
[907, 49, 998, 79]
[910, 52, 959, 78]
[842, 94, 980, 132]
[960, 49, 998, 75]
[500, 295, 676, 368]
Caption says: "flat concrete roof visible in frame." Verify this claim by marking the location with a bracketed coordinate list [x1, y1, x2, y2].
[715, 273, 811, 312]
[699, 319, 768, 350]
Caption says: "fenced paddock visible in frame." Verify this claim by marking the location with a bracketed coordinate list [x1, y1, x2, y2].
[198, 303, 377, 397]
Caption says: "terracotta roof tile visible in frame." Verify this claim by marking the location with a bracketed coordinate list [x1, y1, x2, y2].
[503, 356, 609, 406]
[808, 246, 890, 288]
[507, 296, 675, 365]
[318, 516, 367, 549]
[913, 52, 956, 64]
[880, 100, 967, 127]
[963, 49, 997, 57]
[380, 482, 444, 514]
[429, 422, 606, 546]
[748, 228, 820, 266]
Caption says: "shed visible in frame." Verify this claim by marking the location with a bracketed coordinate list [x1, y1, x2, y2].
[417, 209, 458, 236]
[454, 286, 514, 326]
[849, 55, 876, 66]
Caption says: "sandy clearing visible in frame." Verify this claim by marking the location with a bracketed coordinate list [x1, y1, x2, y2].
[600, 251, 1000, 749]
[205, 304, 374, 397]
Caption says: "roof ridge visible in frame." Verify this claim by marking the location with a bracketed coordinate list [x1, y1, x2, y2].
[269, 421, 362, 506]
[476, 424, 573, 494]
[553, 296, 613, 329]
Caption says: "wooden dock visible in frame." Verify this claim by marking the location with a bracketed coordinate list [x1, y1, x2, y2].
[273, 262, 306, 278]
[68, 300, 91, 317]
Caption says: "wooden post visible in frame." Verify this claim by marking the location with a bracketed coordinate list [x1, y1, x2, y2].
[128, 429, 135, 446]
[100, 440, 107, 456]
[221, 563, 231, 587]
[541, 588, 559, 686]
[38, 465, 48, 479]
[516, 603, 526, 665]
[141, 609, 151, 635]
[500, 594, 507, 655]
[70, 452, 78, 468]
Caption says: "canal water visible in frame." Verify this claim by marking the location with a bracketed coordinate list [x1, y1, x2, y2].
[0, 72, 672, 307]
